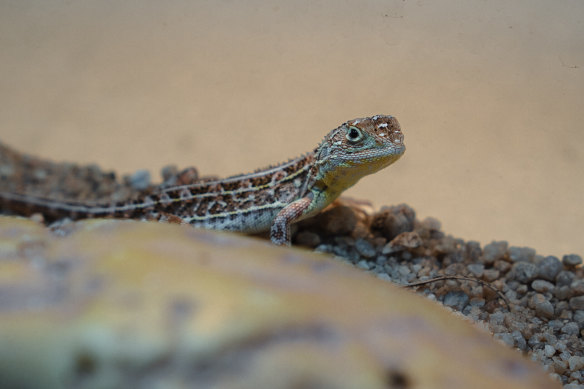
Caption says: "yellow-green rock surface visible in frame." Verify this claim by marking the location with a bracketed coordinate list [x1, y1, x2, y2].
[0, 217, 559, 389]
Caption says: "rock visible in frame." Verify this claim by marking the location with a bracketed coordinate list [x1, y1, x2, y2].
[555, 286, 571, 300]
[531, 279, 555, 294]
[530, 294, 555, 319]
[127, 169, 151, 190]
[570, 296, 584, 311]
[483, 269, 500, 282]
[556, 270, 576, 287]
[464, 241, 482, 262]
[509, 262, 538, 283]
[511, 330, 527, 351]
[355, 238, 376, 258]
[537, 256, 562, 282]
[562, 254, 583, 267]
[467, 263, 484, 278]
[561, 322, 580, 336]
[496, 332, 515, 348]
[570, 280, 584, 296]
[0, 217, 560, 389]
[544, 344, 556, 357]
[568, 356, 584, 371]
[382, 231, 422, 254]
[574, 310, 584, 327]
[443, 291, 469, 311]
[480, 241, 508, 264]
[564, 384, 584, 389]
[371, 204, 416, 240]
[508, 246, 536, 262]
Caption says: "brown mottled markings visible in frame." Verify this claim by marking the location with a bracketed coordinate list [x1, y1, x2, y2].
[0, 115, 405, 246]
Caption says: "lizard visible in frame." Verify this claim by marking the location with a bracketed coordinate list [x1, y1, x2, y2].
[0, 115, 405, 245]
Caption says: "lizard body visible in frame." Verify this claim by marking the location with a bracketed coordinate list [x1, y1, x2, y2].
[0, 115, 405, 245]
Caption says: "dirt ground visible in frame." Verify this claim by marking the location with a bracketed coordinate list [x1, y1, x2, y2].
[0, 0, 582, 256]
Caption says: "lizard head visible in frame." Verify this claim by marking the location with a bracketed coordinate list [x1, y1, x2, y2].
[315, 115, 405, 192]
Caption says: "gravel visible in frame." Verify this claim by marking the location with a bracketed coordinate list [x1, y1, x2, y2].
[295, 202, 584, 387]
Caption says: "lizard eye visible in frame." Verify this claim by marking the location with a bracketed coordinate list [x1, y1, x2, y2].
[346, 126, 363, 143]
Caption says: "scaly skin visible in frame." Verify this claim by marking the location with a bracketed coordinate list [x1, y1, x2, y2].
[0, 115, 405, 245]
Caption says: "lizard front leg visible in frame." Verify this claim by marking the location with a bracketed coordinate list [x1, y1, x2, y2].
[270, 196, 313, 246]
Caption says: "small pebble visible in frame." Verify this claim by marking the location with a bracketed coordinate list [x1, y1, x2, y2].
[573, 310, 584, 326]
[480, 241, 508, 264]
[443, 291, 469, 311]
[569, 296, 584, 311]
[128, 169, 151, 190]
[531, 279, 555, 293]
[556, 270, 576, 287]
[465, 241, 482, 262]
[561, 322, 580, 336]
[553, 358, 568, 374]
[544, 344, 556, 357]
[495, 332, 515, 348]
[533, 296, 555, 319]
[467, 263, 484, 277]
[511, 330, 527, 351]
[555, 286, 571, 300]
[537, 256, 562, 281]
[509, 262, 538, 283]
[508, 246, 536, 262]
[565, 383, 584, 389]
[563, 254, 583, 267]
[570, 280, 584, 296]
[482, 269, 500, 282]
[160, 165, 179, 182]
[568, 356, 584, 371]
[494, 260, 511, 273]
[355, 238, 376, 258]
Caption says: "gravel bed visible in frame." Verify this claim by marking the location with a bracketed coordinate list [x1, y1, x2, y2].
[295, 203, 584, 387]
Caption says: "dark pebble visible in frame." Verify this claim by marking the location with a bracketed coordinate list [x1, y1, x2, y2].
[570, 280, 584, 296]
[467, 263, 484, 277]
[529, 294, 554, 319]
[465, 241, 482, 262]
[494, 260, 511, 273]
[443, 291, 469, 311]
[569, 296, 584, 311]
[508, 246, 536, 262]
[537, 256, 562, 281]
[556, 270, 576, 287]
[480, 241, 508, 264]
[128, 169, 151, 191]
[531, 279, 555, 294]
[509, 262, 538, 283]
[574, 310, 584, 327]
[160, 165, 179, 182]
[371, 204, 416, 240]
[511, 330, 527, 351]
[555, 286, 571, 301]
[496, 332, 514, 348]
[561, 322, 580, 336]
[483, 269, 500, 282]
[355, 238, 376, 258]
[562, 254, 583, 267]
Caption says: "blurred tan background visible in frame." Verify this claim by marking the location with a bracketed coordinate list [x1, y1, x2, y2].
[0, 0, 582, 256]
